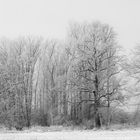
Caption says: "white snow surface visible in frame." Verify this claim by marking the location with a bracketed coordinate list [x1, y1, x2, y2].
[0, 130, 140, 140]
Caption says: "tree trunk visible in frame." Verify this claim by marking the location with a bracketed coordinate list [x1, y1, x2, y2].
[93, 73, 101, 128]
[107, 48, 111, 127]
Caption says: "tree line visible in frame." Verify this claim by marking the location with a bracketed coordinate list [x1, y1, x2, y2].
[0, 22, 139, 130]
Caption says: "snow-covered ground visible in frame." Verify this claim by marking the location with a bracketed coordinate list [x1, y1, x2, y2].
[0, 130, 140, 140]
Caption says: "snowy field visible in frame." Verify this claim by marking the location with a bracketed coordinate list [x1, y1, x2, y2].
[1, 130, 140, 140]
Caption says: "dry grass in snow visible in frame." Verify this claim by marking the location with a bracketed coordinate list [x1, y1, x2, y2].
[0, 128, 140, 140]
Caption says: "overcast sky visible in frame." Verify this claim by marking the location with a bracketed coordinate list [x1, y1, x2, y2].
[0, 0, 140, 53]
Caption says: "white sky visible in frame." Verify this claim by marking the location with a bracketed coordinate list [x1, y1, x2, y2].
[0, 0, 140, 53]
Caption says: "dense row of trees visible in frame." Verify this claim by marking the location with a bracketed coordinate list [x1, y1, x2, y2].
[0, 22, 139, 130]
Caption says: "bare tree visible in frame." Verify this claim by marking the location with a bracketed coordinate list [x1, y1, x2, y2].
[67, 22, 123, 128]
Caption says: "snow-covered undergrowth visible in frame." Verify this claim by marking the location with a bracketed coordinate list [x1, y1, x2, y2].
[0, 124, 139, 133]
[0, 125, 140, 140]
